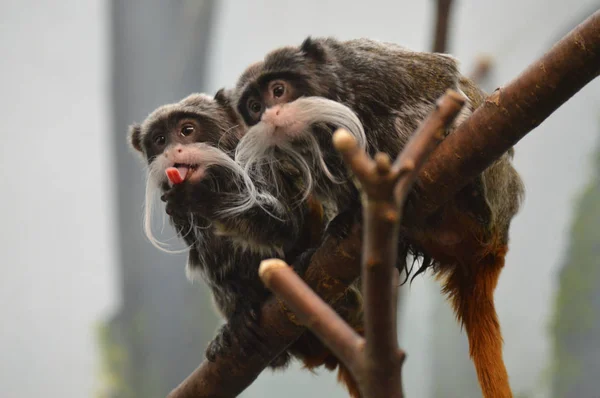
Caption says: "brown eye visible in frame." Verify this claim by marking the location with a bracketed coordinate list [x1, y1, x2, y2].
[248, 99, 262, 114]
[154, 135, 166, 146]
[181, 124, 195, 136]
[272, 83, 285, 98]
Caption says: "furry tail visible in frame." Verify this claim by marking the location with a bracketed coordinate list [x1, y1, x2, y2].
[441, 245, 512, 398]
[297, 328, 363, 398]
[289, 286, 364, 398]
[335, 340, 362, 398]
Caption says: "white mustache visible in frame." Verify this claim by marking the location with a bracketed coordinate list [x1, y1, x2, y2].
[233, 96, 367, 214]
[143, 142, 278, 253]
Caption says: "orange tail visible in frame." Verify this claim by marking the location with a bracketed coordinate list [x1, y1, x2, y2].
[292, 329, 362, 398]
[441, 246, 512, 398]
[289, 286, 364, 398]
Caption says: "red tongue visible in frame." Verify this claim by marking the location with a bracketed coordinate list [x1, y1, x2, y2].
[166, 166, 188, 185]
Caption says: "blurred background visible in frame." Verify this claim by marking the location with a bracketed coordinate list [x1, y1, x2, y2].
[1, 1, 599, 397]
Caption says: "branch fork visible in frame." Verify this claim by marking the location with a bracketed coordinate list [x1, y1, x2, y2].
[260, 90, 467, 398]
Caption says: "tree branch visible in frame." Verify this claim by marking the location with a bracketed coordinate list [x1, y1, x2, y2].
[168, 225, 363, 398]
[407, 10, 600, 223]
[259, 259, 364, 374]
[431, 0, 455, 53]
[167, 10, 600, 398]
[259, 91, 466, 398]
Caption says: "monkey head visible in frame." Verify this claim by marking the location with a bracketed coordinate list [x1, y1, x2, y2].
[232, 38, 364, 211]
[233, 95, 366, 212]
[127, 90, 257, 251]
[129, 90, 243, 174]
[234, 37, 343, 128]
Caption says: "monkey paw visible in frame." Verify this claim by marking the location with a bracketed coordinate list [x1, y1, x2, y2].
[325, 208, 360, 240]
[205, 308, 263, 362]
[161, 181, 215, 219]
[291, 247, 318, 277]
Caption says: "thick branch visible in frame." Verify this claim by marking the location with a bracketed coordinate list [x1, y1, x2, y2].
[168, 225, 362, 398]
[168, 11, 600, 398]
[408, 10, 600, 222]
[167, 297, 304, 398]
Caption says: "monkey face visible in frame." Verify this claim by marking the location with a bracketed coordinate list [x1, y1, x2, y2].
[128, 93, 246, 190]
[128, 93, 258, 252]
[244, 79, 299, 125]
[234, 96, 367, 208]
[235, 37, 342, 129]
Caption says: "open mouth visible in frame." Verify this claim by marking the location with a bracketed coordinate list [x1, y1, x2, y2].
[166, 163, 204, 185]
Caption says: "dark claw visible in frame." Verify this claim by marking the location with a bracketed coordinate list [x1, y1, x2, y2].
[204, 309, 264, 362]
[292, 247, 318, 277]
[162, 178, 219, 220]
[205, 323, 233, 362]
[325, 207, 360, 240]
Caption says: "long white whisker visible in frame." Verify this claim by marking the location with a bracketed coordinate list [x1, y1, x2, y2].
[234, 97, 365, 212]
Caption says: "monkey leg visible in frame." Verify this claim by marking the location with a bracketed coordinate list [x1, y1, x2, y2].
[439, 245, 512, 398]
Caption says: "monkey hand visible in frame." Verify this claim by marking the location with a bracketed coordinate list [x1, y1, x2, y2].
[205, 305, 264, 362]
[324, 207, 361, 240]
[160, 179, 218, 220]
[291, 247, 318, 277]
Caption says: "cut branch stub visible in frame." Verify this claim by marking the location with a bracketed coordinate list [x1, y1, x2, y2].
[259, 259, 365, 375]
[393, 89, 466, 206]
[333, 131, 401, 201]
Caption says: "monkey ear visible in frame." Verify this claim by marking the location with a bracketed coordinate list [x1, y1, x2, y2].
[128, 123, 143, 153]
[214, 88, 230, 106]
[300, 37, 328, 63]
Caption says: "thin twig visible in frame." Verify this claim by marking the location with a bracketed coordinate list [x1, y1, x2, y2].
[468, 54, 494, 84]
[259, 259, 364, 375]
[432, 0, 455, 53]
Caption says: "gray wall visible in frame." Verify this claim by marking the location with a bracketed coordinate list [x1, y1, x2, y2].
[0, 1, 116, 397]
[108, 1, 221, 397]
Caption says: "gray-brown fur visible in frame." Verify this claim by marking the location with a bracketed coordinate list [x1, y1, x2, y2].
[127, 91, 317, 365]
[232, 36, 525, 397]
[233, 36, 524, 273]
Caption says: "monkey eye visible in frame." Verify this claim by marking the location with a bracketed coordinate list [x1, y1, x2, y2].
[181, 124, 195, 136]
[154, 135, 166, 146]
[248, 99, 262, 115]
[272, 83, 285, 98]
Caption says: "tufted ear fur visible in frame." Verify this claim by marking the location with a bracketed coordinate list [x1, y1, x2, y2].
[214, 88, 230, 106]
[128, 124, 143, 153]
[300, 37, 329, 63]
